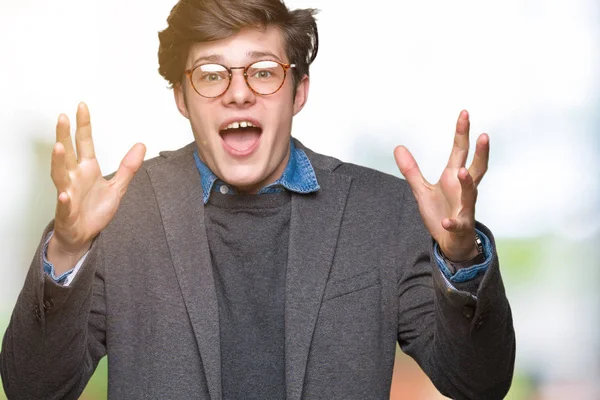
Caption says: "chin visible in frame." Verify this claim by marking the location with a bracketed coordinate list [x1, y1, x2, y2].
[219, 165, 268, 192]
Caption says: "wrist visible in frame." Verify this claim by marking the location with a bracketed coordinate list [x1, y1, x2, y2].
[50, 229, 93, 254]
[440, 233, 484, 263]
[449, 246, 479, 263]
[47, 236, 91, 275]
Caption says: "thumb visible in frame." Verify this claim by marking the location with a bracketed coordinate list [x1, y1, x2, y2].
[394, 145, 426, 197]
[111, 143, 146, 196]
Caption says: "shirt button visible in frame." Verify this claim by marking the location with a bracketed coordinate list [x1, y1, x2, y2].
[219, 185, 229, 194]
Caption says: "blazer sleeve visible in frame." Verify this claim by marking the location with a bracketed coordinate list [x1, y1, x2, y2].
[396, 185, 516, 400]
[0, 221, 107, 400]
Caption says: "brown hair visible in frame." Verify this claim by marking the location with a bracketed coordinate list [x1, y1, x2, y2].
[157, 0, 319, 91]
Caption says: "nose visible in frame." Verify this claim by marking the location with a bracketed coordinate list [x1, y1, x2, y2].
[222, 68, 256, 108]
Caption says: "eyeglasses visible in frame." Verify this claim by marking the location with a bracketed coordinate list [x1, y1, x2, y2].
[184, 60, 296, 98]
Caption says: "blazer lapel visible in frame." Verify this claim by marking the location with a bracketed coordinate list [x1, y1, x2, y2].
[146, 151, 222, 400]
[285, 170, 351, 400]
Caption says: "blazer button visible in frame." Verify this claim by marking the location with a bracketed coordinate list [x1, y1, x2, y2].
[462, 305, 475, 319]
[43, 298, 54, 313]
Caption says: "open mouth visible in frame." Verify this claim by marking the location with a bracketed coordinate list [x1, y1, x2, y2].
[219, 120, 263, 155]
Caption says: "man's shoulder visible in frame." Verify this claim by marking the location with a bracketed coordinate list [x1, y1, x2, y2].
[122, 142, 196, 187]
[298, 140, 409, 195]
[108, 142, 198, 222]
[143, 142, 197, 170]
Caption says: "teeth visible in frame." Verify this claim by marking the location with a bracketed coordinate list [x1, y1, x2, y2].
[225, 121, 256, 130]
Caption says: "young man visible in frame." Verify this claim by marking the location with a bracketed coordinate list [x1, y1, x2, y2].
[1, 0, 515, 399]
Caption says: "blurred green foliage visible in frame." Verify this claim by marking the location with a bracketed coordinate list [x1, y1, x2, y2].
[496, 238, 544, 280]
[79, 358, 108, 399]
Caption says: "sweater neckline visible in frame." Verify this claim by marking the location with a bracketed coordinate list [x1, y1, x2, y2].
[206, 190, 291, 210]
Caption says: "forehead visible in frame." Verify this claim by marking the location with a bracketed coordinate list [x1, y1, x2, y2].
[186, 26, 287, 67]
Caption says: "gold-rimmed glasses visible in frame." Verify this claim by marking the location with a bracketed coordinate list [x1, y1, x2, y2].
[184, 60, 296, 98]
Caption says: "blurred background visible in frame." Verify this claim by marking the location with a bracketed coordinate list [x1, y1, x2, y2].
[1, 0, 598, 398]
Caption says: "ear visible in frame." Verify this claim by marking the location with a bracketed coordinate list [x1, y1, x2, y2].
[174, 83, 190, 119]
[292, 74, 310, 116]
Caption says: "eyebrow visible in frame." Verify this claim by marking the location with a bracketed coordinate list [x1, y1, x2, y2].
[191, 54, 225, 66]
[246, 51, 283, 62]
[191, 50, 284, 67]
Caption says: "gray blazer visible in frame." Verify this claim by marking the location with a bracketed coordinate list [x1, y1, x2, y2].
[1, 140, 515, 400]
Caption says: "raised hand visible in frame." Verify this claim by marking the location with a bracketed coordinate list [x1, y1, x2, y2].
[47, 103, 146, 273]
[394, 110, 489, 262]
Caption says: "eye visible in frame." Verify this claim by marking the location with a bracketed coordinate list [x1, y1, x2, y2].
[194, 64, 228, 84]
[254, 70, 272, 79]
[203, 73, 224, 82]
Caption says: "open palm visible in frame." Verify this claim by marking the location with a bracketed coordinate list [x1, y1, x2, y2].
[50, 103, 146, 254]
[394, 110, 489, 262]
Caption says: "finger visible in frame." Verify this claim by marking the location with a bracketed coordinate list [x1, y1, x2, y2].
[394, 145, 427, 198]
[457, 167, 477, 214]
[109, 143, 147, 196]
[56, 114, 77, 170]
[55, 191, 72, 222]
[468, 133, 490, 185]
[75, 102, 96, 160]
[442, 217, 472, 235]
[447, 110, 470, 168]
[50, 142, 70, 192]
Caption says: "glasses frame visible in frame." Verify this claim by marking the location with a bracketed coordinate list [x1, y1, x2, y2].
[184, 60, 296, 99]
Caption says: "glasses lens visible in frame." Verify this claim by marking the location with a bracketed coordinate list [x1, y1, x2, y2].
[246, 61, 286, 95]
[191, 64, 229, 97]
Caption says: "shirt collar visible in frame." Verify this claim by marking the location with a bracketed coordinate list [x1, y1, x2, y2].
[193, 139, 320, 204]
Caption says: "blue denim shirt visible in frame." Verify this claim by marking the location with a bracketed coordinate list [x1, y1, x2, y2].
[43, 139, 491, 285]
[194, 139, 320, 204]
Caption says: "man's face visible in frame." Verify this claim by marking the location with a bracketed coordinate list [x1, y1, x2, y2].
[174, 26, 309, 193]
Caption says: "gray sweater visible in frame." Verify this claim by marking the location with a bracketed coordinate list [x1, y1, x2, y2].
[206, 192, 291, 399]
